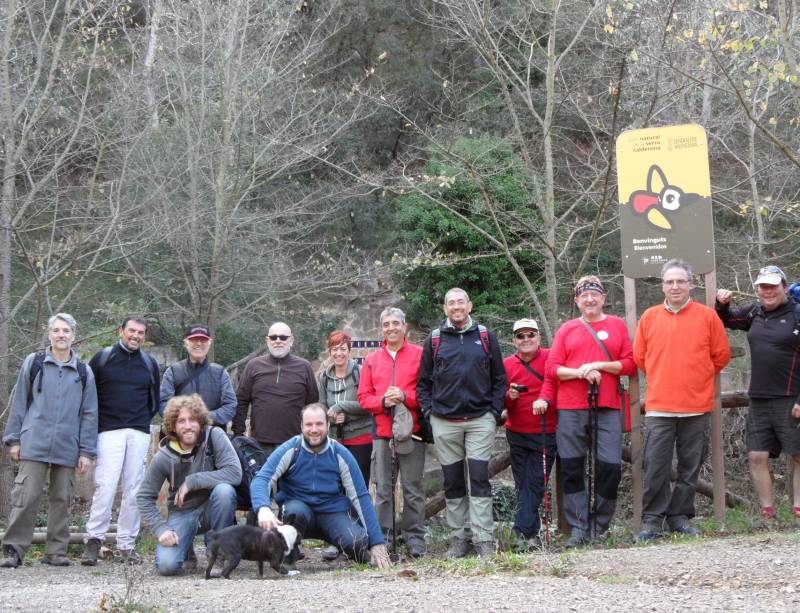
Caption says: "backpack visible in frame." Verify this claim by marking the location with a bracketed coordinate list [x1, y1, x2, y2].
[430, 324, 491, 360]
[27, 350, 88, 407]
[228, 435, 269, 509]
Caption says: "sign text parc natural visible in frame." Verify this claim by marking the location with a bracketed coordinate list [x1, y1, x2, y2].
[616, 124, 715, 279]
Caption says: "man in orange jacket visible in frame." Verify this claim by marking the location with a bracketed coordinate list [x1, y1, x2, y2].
[633, 258, 730, 542]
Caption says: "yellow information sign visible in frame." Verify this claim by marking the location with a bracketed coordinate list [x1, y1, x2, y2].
[616, 124, 715, 278]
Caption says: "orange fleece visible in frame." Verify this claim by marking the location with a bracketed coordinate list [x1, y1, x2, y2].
[633, 301, 730, 413]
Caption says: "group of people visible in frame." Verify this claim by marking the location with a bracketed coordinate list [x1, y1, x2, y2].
[2, 261, 799, 573]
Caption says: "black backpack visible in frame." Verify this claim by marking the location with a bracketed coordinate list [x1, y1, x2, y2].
[229, 435, 269, 509]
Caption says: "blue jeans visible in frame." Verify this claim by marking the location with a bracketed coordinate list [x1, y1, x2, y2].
[282, 499, 370, 563]
[155, 483, 237, 576]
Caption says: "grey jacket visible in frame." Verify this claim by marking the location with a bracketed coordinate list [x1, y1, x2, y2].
[136, 426, 242, 538]
[159, 359, 236, 427]
[3, 350, 98, 467]
[318, 359, 373, 441]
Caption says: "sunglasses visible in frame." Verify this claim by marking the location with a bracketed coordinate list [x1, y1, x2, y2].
[268, 334, 291, 341]
[515, 332, 538, 340]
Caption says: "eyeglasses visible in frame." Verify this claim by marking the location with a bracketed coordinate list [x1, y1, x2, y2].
[662, 279, 690, 287]
[515, 332, 539, 340]
[268, 334, 291, 341]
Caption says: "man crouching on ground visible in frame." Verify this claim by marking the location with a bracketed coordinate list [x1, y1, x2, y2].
[136, 394, 241, 575]
[251, 403, 391, 569]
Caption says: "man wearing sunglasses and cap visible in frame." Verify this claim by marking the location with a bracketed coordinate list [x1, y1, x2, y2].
[503, 319, 557, 549]
[160, 325, 237, 429]
[233, 322, 318, 456]
[717, 265, 800, 526]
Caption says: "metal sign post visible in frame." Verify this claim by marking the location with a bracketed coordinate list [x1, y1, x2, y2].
[616, 124, 725, 526]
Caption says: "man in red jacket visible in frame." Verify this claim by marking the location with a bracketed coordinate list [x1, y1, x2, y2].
[358, 307, 426, 558]
[634, 259, 730, 542]
[503, 319, 557, 549]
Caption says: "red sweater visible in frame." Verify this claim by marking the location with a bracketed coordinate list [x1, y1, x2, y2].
[545, 316, 636, 411]
[634, 301, 730, 413]
[357, 340, 422, 439]
[503, 350, 558, 434]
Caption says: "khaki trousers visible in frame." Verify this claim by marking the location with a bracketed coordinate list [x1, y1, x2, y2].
[2, 460, 74, 556]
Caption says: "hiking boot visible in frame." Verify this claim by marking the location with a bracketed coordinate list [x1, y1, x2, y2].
[0, 546, 21, 568]
[563, 532, 588, 548]
[445, 536, 471, 559]
[473, 541, 495, 557]
[525, 536, 542, 550]
[406, 540, 426, 559]
[183, 544, 197, 571]
[669, 520, 700, 537]
[115, 549, 142, 565]
[634, 528, 664, 543]
[41, 554, 71, 566]
[321, 545, 340, 561]
[81, 538, 101, 566]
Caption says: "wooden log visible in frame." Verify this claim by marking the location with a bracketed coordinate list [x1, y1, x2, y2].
[621, 445, 748, 509]
[0, 532, 117, 545]
[424, 443, 750, 519]
[424, 451, 511, 518]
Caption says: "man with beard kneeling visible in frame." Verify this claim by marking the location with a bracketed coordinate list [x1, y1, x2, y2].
[137, 394, 242, 575]
[250, 403, 391, 569]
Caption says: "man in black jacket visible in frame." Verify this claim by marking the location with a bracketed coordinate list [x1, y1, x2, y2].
[717, 265, 800, 526]
[417, 288, 506, 558]
[82, 316, 161, 566]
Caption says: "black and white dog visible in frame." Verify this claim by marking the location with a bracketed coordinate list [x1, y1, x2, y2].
[205, 524, 299, 579]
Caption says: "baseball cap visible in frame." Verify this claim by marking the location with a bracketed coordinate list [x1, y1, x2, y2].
[754, 265, 787, 286]
[513, 318, 539, 333]
[184, 324, 211, 340]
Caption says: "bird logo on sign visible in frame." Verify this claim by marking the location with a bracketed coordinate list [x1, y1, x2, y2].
[626, 165, 701, 231]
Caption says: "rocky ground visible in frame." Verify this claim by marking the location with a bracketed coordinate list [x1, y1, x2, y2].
[0, 530, 798, 612]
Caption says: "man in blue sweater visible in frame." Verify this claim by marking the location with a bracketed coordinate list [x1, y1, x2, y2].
[250, 403, 391, 568]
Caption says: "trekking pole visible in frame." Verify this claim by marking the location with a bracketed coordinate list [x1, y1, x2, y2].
[541, 410, 550, 548]
[587, 382, 599, 540]
[390, 434, 399, 562]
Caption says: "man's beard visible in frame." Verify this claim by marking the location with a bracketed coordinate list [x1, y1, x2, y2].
[303, 433, 327, 452]
[268, 345, 291, 359]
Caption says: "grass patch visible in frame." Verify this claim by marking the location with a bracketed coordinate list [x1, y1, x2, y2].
[544, 552, 573, 578]
[94, 594, 166, 613]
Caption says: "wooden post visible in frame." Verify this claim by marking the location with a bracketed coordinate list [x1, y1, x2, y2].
[704, 270, 726, 523]
[623, 275, 643, 532]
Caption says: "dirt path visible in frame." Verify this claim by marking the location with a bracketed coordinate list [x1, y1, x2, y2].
[1, 531, 798, 612]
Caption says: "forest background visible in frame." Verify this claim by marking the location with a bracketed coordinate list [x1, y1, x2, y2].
[2, 0, 800, 521]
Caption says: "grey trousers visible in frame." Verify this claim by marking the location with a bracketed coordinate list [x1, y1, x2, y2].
[2, 460, 74, 556]
[372, 438, 427, 548]
[557, 409, 622, 538]
[431, 412, 496, 543]
[641, 413, 710, 530]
